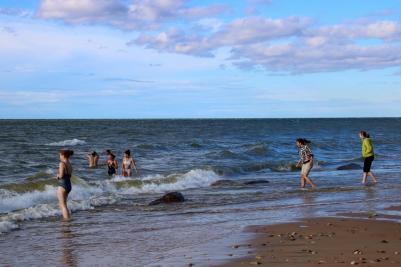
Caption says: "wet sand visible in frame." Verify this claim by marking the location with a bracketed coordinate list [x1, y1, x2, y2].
[222, 216, 401, 266]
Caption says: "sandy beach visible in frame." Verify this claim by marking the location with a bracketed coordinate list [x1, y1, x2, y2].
[223, 207, 401, 267]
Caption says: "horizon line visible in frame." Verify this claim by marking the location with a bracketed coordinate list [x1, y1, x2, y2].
[0, 116, 400, 120]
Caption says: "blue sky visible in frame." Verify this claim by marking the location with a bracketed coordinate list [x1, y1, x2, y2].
[0, 0, 401, 118]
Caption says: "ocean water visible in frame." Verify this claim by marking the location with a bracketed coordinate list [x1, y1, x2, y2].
[1, 119, 401, 266]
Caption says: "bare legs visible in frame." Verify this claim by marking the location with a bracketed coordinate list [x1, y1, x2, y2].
[301, 174, 317, 189]
[57, 187, 71, 220]
[122, 169, 132, 177]
[362, 172, 377, 185]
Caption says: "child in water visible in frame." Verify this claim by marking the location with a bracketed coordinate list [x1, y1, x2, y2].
[87, 151, 99, 167]
[56, 149, 73, 220]
[359, 131, 377, 184]
[122, 150, 137, 177]
[107, 153, 118, 176]
[296, 138, 317, 189]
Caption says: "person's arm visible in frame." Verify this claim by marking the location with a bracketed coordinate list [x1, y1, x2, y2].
[57, 162, 64, 179]
[296, 159, 302, 167]
[296, 149, 303, 167]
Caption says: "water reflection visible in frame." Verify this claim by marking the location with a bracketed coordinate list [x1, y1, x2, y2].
[301, 192, 317, 218]
[363, 186, 377, 212]
[59, 221, 77, 267]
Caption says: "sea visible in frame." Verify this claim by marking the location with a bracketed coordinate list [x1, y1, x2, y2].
[0, 119, 401, 266]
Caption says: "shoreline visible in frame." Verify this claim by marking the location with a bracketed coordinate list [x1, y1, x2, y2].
[220, 206, 401, 267]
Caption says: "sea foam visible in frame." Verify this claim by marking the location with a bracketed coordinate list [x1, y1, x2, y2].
[0, 169, 220, 234]
[47, 138, 86, 146]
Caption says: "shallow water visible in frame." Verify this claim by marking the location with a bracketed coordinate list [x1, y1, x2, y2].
[0, 119, 401, 266]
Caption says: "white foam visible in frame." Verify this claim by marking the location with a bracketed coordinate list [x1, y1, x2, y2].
[0, 169, 221, 234]
[47, 138, 86, 146]
[122, 169, 220, 194]
[0, 220, 18, 234]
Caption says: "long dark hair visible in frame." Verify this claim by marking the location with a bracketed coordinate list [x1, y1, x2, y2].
[296, 138, 311, 145]
[124, 150, 131, 157]
[360, 131, 370, 138]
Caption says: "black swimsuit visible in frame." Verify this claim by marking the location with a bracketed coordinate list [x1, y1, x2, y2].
[108, 162, 116, 176]
[58, 162, 72, 194]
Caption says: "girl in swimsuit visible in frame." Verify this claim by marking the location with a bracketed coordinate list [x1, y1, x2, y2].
[57, 149, 73, 220]
[107, 153, 118, 176]
[122, 150, 137, 177]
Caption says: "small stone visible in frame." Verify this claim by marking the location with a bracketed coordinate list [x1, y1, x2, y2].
[350, 261, 358, 265]
[394, 251, 399, 255]
[353, 250, 362, 255]
[381, 240, 389, 244]
[255, 255, 263, 260]
[232, 245, 240, 249]
[249, 261, 262, 265]
[318, 260, 326, 264]
[228, 254, 233, 257]
[188, 263, 194, 267]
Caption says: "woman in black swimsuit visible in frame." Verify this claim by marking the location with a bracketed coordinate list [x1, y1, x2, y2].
[107, 153, 118, 176]
[57, 149, 73, 220]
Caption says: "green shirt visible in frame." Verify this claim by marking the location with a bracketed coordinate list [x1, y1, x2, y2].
[362, 138, 374, 158]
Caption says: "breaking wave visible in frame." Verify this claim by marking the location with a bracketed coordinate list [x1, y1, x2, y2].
[0, 169, 219, 234]
[46, 138, 86, 146]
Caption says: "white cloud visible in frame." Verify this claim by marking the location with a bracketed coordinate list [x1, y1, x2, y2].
[0, 8, 32, 17]
[133, 16, 401, 73]
[37, 0, 228, 30]
[133, 16, 310, 56]
[7, 1, 401, 75]
[0, 90, 63, 105]
[231, 42, 401, 73]
[308, 20, 401, 40]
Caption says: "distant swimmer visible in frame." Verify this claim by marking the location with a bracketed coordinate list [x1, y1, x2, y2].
[57, 149, 74, 220]
[107, 153, 118, 176]
[296, 138, 317, 190]
[359, 131, 377, 185]
[122, 149, 138, 177]
[87, 151, 99, 167]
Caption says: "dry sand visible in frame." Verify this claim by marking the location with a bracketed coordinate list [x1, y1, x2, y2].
[221, 216, 401, 267]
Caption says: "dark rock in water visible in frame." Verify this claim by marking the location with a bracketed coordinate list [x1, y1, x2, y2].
[243, 180, 270, 185]
[337, 163, 361, 170]
[149, 192, 185, 206]
[211, 180, 239, 187]
[190, 142, 202, 148]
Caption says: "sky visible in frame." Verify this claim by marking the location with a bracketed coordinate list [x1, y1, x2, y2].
[0, 0, 401, 119]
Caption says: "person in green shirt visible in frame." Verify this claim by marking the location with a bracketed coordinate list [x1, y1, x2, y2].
[359, 131, 377, 185]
